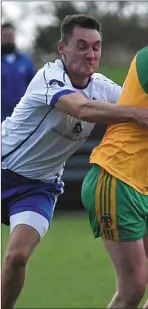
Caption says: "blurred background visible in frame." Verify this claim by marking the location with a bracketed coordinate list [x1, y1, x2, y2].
[2, 2, 148, 308]
[2, 1, 148, 67]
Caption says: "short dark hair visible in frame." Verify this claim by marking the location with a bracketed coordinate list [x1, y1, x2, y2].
[2, 22, 15, 30]
[61, 14, 102, 43]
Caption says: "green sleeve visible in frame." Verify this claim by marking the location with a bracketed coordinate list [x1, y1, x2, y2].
[136, 46, 148, 94]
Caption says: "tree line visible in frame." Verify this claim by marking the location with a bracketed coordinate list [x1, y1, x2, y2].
[32, 1, 148, 67]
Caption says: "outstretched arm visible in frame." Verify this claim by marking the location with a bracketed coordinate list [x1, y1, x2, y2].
[56, 92, 148, 127]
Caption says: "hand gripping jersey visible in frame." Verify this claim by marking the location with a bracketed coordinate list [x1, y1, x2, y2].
[90, 46, 148, 194]
[2, 59, 121, 182]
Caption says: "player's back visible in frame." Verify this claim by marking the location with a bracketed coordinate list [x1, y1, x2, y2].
[90, 46, 148, 194]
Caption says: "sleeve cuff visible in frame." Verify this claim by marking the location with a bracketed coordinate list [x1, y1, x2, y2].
[50, 89, 76, 106]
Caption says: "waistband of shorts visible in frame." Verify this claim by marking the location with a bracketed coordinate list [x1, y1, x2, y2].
[2, 168, 64, 186]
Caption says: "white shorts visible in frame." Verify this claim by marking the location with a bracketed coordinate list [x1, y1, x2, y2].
[10, 211, 49, 239]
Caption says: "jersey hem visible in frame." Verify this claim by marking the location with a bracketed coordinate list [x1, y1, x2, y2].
[90, 161, 148, 195]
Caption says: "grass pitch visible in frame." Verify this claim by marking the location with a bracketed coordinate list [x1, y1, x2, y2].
[2, 213, 147, 308]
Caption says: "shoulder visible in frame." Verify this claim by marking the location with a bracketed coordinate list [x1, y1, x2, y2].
[42, 59, 71, 85]
[92, 72, 122, 94]
[136, 46, 148, 62]
[92, 72, 119, 86]
[17, 51, 34, 66]
[136, 46, 148, 93]
[90, 72, 122, 102]
[17, 51, 32, 60]
[26, 60, 73, 95]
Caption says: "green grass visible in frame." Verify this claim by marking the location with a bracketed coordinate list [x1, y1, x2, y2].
[2, 213, 147, 308]
[98, 67, 128, 85]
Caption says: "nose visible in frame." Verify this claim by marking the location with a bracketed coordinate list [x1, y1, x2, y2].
[86, 48, 95, 59]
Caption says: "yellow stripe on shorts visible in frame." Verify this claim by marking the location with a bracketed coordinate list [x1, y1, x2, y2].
[95, 167, 119, 241]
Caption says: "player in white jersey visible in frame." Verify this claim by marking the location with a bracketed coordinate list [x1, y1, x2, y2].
[2, 14, 148, 309]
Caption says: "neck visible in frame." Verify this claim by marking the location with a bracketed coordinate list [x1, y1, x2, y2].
[1, 44, 16, 56]
[69, 73, 90, 88]
[62, 61, 90, 88]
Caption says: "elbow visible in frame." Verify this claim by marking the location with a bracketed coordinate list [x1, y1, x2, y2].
[78, 106, 94, 122]
[76, 109, 85, 120]
[71, 103, 88, 120]
[77, 103, 90, 121]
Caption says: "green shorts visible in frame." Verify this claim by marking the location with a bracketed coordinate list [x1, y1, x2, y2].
[81, 164, 148, 242]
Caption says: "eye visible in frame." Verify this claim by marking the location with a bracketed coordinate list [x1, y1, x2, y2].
[78, 45, 85, 51]
[93, 46, 100, 52]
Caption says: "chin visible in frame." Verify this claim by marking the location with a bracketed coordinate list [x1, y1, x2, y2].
[83, 68, 95, 76]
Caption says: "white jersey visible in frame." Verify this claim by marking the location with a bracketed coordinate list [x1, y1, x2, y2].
[2, 59, 122, 182]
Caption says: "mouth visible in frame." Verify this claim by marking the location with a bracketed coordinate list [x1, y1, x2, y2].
[84, 62, 93, 68]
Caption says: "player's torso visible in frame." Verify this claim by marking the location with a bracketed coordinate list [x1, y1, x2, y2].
[2, 79, 96, 181]
[2, 103, 93, 181]
[91, 47, 148, 194]
[2, 60, 121, 181]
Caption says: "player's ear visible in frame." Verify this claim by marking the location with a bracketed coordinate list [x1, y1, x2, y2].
[57, 40, 65, 57]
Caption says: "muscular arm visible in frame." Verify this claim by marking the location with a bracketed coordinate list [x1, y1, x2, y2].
[56, 92, 148, 126]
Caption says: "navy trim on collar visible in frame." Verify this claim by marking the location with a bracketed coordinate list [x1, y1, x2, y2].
[61, 60, 92, 90]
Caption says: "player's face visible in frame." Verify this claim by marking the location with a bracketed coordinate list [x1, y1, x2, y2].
[2, 27, 15, 45]
[58, 27, 101, 79]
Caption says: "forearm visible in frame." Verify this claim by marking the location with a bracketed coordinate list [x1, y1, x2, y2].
[56, 93, 138, 124]
[79, 100, 136, 124]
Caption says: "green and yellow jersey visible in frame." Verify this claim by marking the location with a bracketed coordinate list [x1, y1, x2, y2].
[90, 46, 148, 194]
